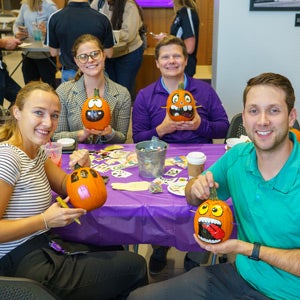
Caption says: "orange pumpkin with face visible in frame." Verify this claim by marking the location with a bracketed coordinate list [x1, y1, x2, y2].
[166, 83, 196, 122]
[81, 88, 111, 130]
[194, 189, 233, 244]
[66, 166, 107, 211]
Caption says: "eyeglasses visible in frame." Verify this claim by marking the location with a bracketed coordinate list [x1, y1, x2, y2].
[75, 50, 102, 64]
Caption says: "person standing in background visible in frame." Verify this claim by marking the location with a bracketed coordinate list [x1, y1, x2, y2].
[152, 0, 199, 77]
[91, 0, 144, 100]
[13, 0, 58, 88]
[47, 0, 114, 82]
[0, 37, 22, 108]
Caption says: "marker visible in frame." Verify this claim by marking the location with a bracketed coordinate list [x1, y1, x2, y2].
[56, 196, 81, 225]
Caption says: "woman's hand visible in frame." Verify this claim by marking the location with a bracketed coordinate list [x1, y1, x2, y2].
[69, 149, 91, 169]
[43, 197, 86, 228]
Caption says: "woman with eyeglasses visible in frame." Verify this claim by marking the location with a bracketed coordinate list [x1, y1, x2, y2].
[52, 34, 131, 144]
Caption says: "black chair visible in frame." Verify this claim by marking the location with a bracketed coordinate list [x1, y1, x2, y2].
[0, 276, 58, 300]
[225, 113, 300, 142]
[224, 113, 246, 142]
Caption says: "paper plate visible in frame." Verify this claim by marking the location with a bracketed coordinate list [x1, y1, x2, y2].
[167, 182, 187, 197]
[57, 138, 75, 148]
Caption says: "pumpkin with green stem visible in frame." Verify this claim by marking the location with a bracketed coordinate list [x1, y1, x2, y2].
[81, 88, 111, 130]
[166, 82, 196, 121]
[194, 187, 233, 244]
[66, 164, 107, 211]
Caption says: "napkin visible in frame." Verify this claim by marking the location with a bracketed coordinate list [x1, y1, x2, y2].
[111, 181, 150, 191]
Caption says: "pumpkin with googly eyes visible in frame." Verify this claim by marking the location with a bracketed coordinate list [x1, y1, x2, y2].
[81, 88, 111, 130]
[194, 187, 233, 244]
[166, 82, 196, 122]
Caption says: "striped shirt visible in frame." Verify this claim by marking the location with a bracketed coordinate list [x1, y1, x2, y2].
[0, 144, 51, 259]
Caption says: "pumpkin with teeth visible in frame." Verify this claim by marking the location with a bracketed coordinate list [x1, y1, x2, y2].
[194, 187, 233, 244]
[166, 83, 196, 122]
[81, 88, 111, 130]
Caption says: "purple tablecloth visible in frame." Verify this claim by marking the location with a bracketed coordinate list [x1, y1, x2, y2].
[53, 143, 233, 251]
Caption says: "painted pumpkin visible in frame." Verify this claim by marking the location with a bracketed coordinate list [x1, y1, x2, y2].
[166, 82, 196, 122]
[66, 165, 107, 211]
[81, 88, 111, 130]
[290, 128, 300, 142]
[194, 187, 233, 244]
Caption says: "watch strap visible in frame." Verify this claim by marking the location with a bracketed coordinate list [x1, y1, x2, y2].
[248, 242, 261, 261]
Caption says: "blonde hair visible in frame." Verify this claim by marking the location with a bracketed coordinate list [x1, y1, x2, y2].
[173, 0, 197, 12]
[21, 0, 42, 11]
[0, 81, 58, 143]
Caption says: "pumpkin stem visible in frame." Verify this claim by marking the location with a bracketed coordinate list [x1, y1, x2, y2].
[178, 82, 184, 90]
[74, 163, 81, 170]
[94, 88, 100, 97]
[209, 186, 219, 200]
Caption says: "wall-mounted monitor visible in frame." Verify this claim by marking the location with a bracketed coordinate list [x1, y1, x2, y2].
[136, 0, 173, 8]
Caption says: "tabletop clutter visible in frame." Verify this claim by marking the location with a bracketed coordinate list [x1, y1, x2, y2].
[73, 136, 217, 198]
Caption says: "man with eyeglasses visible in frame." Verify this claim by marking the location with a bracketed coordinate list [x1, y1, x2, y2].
[47, 0, 114, 82]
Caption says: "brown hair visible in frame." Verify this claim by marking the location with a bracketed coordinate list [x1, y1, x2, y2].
[155, 35, 188, 60]
[71, 34, 104, 81]
[0, 81, 57, 142]
[243, 72, 295, 113]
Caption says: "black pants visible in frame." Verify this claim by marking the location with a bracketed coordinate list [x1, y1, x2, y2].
[0, 233, 148, 300]
[0, 62, 21, 107]
[128, 262, 271, 300]
[22, 55, 57, 88]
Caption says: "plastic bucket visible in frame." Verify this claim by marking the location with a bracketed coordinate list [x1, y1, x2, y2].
[135, 137, 168, 178]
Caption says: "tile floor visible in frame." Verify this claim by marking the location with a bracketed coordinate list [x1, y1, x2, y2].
[3, 50, 229, 284]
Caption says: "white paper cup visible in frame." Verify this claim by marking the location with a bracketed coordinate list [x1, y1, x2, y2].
[226, 138, 244, 150]
[186, 152, 206, 178]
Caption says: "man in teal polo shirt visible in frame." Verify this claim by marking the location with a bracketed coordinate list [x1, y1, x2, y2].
[128, 72, 300, 300]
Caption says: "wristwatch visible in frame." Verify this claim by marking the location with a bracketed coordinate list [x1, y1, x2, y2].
[248, 242, 261, 261]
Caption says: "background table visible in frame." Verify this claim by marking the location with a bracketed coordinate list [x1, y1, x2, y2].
[53, 143, 234, 252]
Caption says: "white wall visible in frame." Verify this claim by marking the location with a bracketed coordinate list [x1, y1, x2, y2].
[212, 0, 300, 121]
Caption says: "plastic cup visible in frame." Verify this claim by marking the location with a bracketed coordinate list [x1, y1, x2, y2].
[33, 29, 42, 41]
[43, 142, 62, 167]
[186, 152, 207, 178]
[226, 138, 244, 150]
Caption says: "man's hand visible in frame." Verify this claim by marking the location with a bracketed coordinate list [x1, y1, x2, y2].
[0, 36, 22, 50]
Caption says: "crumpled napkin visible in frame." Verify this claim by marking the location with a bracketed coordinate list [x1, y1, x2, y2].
[111, 181, 150, 191]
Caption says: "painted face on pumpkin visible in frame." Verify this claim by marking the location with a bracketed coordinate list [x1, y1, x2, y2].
[168, 91, 194, 120]
[84, 98, 106, 122]
[194, 200, 233, 244]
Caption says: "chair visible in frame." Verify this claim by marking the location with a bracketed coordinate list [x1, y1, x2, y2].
[224, 113, 246, 142]
[0, 276, 58, 300]
[225, 113, 300, 142]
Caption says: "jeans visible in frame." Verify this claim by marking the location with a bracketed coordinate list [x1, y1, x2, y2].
[61, 68, 77, 83]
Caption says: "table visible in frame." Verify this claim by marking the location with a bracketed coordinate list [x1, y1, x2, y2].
[9, 38, 57, 77]
[53, 143, 234, 252]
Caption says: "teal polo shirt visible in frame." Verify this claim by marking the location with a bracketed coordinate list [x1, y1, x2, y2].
[209, 133, 300, 300]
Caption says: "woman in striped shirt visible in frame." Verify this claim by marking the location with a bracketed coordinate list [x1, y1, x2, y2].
[0, 81, 147, 299]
